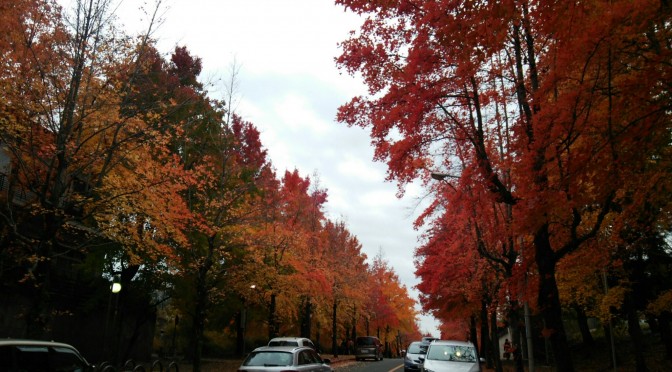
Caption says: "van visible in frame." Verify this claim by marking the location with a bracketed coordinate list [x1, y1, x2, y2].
[355, 336, 383, 361]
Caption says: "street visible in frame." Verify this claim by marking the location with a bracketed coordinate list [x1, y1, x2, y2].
[334, 358, 404, 372]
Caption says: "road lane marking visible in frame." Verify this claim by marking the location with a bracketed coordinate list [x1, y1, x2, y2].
[389, 364, 403, 372]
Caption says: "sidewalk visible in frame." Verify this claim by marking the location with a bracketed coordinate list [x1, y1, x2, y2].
[326, 354, 357, 365]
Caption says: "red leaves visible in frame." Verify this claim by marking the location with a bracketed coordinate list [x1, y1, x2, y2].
[338, 2, 672, 357]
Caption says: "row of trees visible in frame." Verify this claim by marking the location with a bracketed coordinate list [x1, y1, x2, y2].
[0, 1, 420, 370]
[336, 0, 671, 371]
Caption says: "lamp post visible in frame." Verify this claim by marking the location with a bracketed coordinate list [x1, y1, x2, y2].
[241, 284, 258, 356]
[103, 275, 122, 362]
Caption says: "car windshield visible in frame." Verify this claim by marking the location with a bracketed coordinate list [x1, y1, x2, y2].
[407, 343, 428, 354]
[427, 344, 477, 363]
[243, 351, 293, 366]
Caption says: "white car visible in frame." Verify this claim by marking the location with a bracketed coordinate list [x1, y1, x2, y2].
[268, 337, 318, 351]
[238, 345, 333, 372]
[420, 340, 484, 372]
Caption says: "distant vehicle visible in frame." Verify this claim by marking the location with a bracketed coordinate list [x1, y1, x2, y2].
[404, 341, 430, 372]
[354, 336, 383, 361]
[0, 339, 94, 371]
[419, 340, 484, 372]
[238, 345, 333, 371]
[421, 336, 438, 344]
[268, 337, 318, 351]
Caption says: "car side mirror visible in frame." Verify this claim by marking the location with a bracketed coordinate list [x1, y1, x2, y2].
[322, 358, 331, 364]
[419, 355, 425, 362]
[480, 357, 486, 363]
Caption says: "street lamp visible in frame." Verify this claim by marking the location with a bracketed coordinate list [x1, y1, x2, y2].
[430, 172, 458, 181]
[241, 284, 258, 356]
[104, 275, 122, 362]
[111, 281, 122, 294]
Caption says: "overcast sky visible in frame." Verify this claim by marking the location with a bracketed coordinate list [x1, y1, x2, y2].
[107, 0, 439, 336]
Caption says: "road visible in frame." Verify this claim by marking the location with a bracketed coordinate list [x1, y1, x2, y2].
[334, 358, 404, 372]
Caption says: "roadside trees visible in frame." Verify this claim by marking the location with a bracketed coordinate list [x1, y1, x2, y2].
[336, 1, 671, 370]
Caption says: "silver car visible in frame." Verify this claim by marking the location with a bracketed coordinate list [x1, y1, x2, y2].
[420, 340, 483, 372]
[404, 341, 430, 371]
[0, 339, 93, 371]
[238, 345, 333, 372]
[268, 337, 318, 351]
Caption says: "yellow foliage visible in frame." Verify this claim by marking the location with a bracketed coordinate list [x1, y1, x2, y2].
[597, 285, 628, 322]
[647, 290, 672, 316]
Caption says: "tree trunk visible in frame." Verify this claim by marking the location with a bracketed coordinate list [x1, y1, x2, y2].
[508, 302, 522, 358]
[236, 310, 244, 357]
[191, 267, 208, 372]
[268, 293, 278, 339]
[626, 304, 648, 372]
[534, 224, 574, 371]
[490, 309, 503, 372]
[480, 301, 490, 366]
[331, 299, 338, 357]
[574, 304, 595, 347]
[300, 297, 312, 338]
[659, 312, 672, 361]
[470, 315, 478, 352]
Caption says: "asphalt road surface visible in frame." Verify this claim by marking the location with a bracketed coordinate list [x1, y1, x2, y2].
[334, 358, 404, 372]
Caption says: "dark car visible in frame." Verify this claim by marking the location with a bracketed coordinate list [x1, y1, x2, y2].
[355, 336, 383, 361]
[0, 339, 93, 372]
[404, 341, 429, 372]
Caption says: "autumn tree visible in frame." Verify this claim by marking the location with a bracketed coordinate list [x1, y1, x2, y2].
[0, 0, 189, 340]
[241, 170, 332, 342]
[366, 251, 419, 356]
[320, 219, 369, 355]
[336, 1, 671, 370]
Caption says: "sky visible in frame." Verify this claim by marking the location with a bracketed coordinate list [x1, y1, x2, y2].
[106, 0, 439, 336]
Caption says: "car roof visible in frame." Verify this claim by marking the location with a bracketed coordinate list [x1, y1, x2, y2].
[269, 336, 310, 341]
[253, 345, 312, 353]
[428, 339, 475, 347]
[406, 341, 428, 352]
[0, 339, 79, 349]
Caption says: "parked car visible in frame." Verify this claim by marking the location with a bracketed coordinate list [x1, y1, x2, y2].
[0, 339, 94, 371]
[268, 337, 318, 351]
[404, 340, 430, 372]
[354, 335, 383, 361]
[419, 340, 484, 372]
[238, 345, 332, 372]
